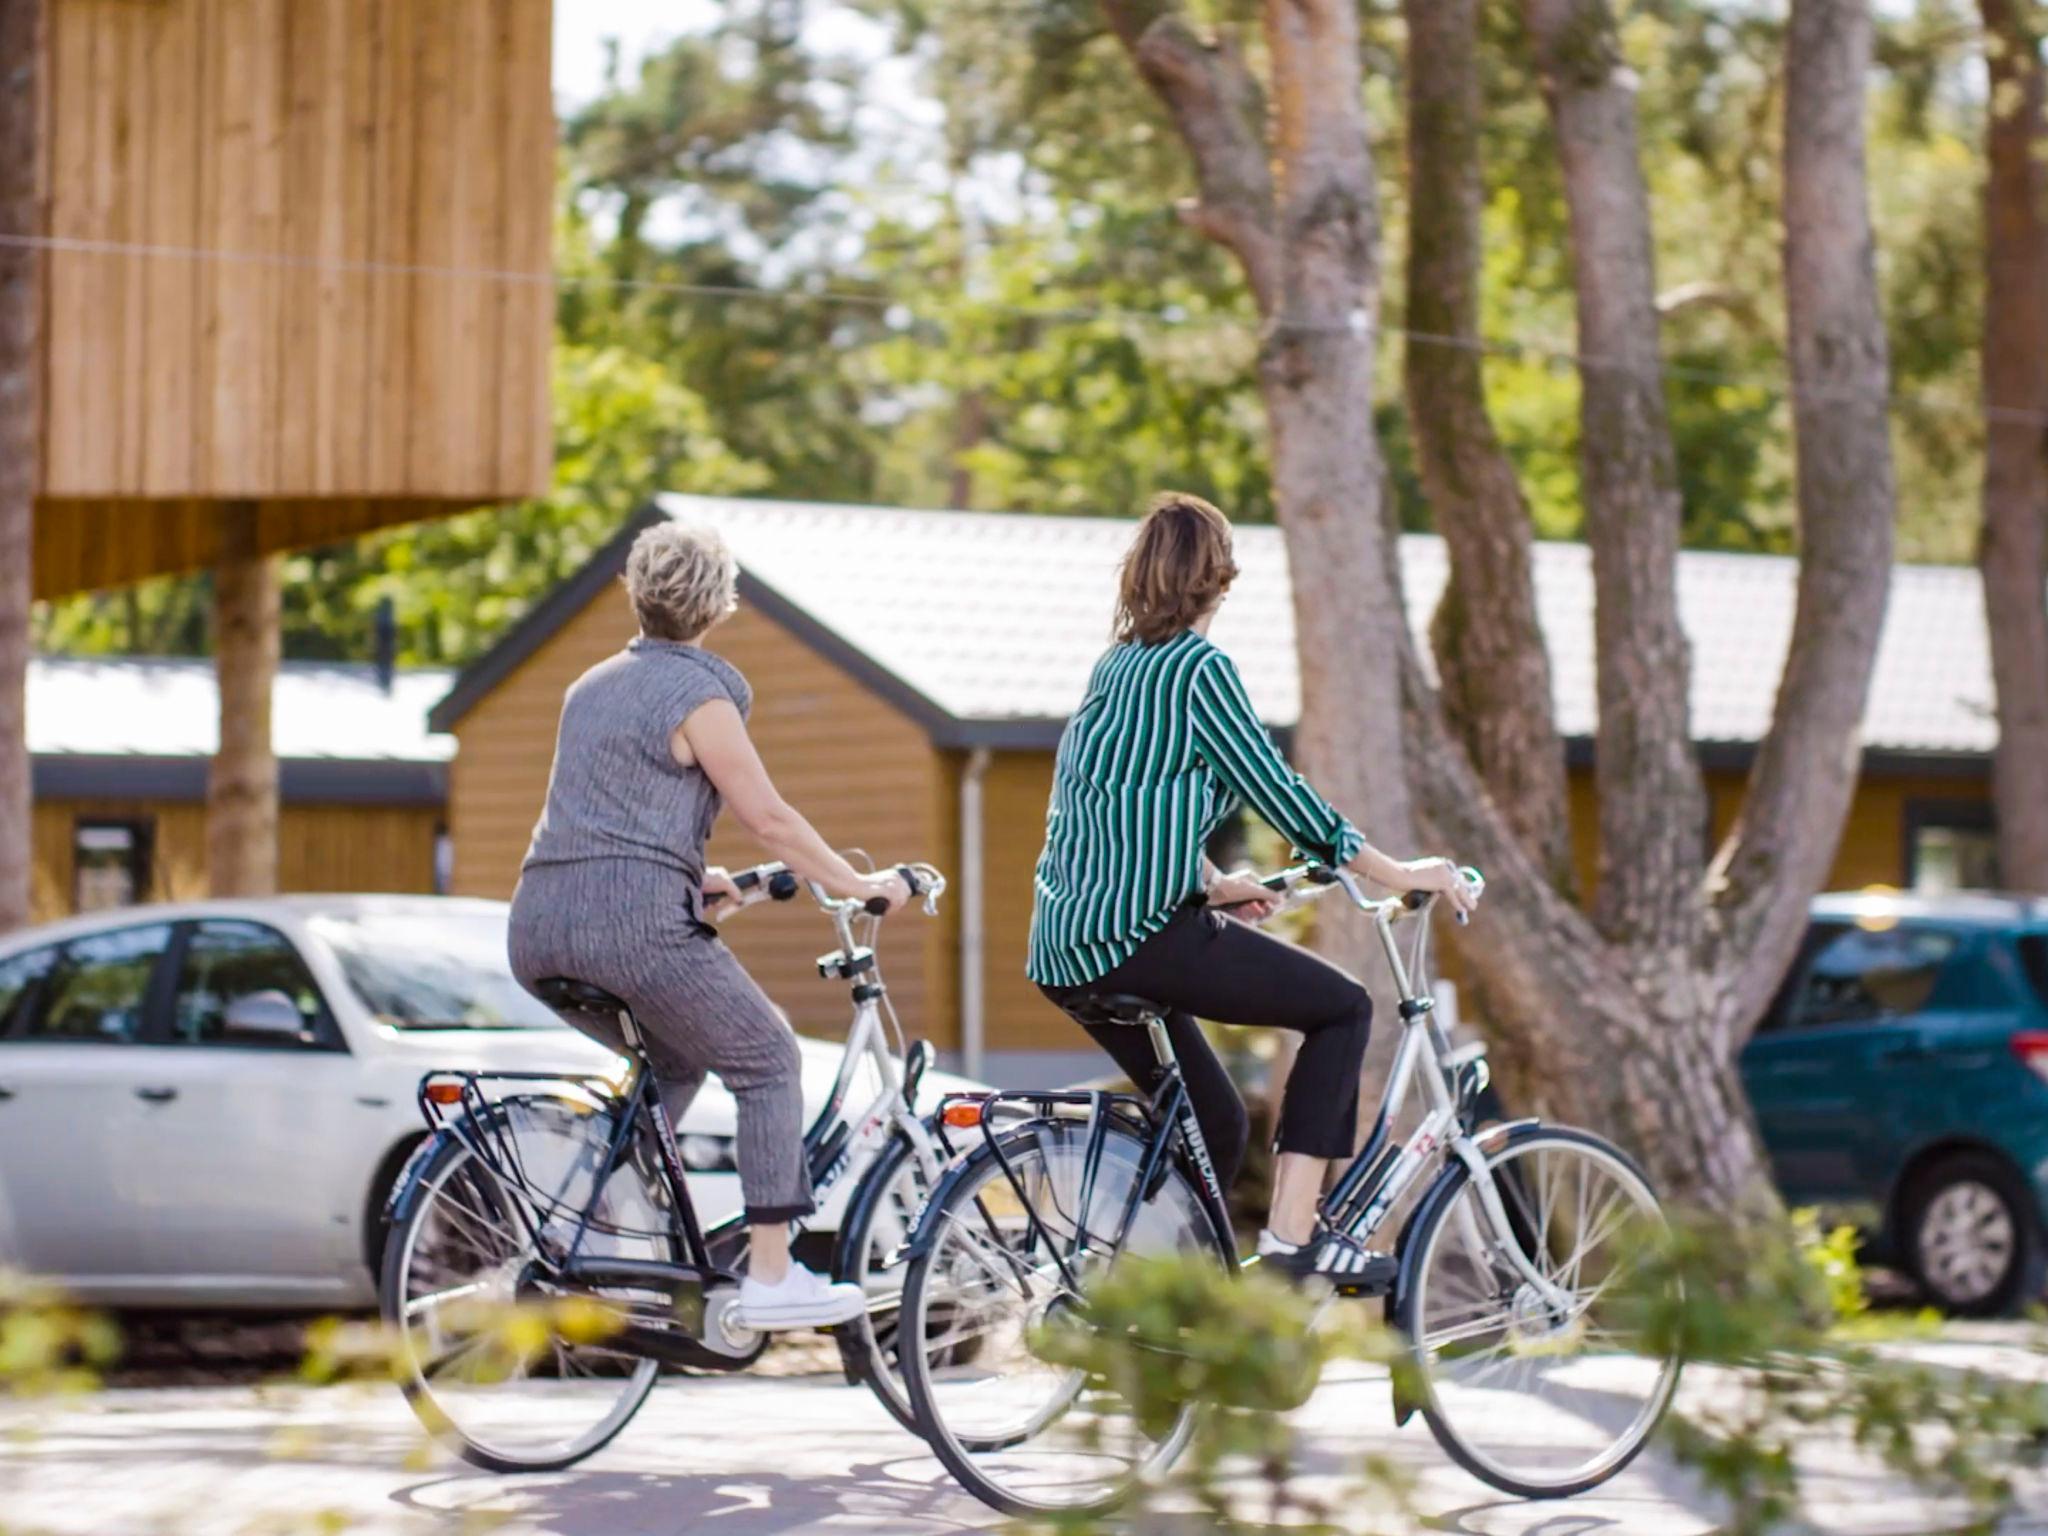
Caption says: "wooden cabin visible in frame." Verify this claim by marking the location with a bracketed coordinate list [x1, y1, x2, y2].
[427, 497, 1999, 1087]
[27, 658, 451, 921]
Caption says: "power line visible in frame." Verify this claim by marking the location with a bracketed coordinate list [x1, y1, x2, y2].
[0, 228, 2033, 428]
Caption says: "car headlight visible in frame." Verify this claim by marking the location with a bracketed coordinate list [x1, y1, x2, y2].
[679, 1134, 737, 1172]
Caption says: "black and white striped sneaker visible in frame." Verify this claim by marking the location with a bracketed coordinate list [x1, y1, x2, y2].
[1250, 1228, 1397, 1297]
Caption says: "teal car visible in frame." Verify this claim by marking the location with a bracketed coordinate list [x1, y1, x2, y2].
[1741, 892, 2048, 1315]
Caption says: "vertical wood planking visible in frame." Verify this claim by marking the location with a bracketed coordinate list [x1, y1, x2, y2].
[39, 0, 555, 504]
[364, 0, 418, 492]
[273, 0, 326, 495]
[405, 0, 454, 496]
[141, 0, 201, 495]
[318, 0, 373, 494]
[42, 2, 92, 493]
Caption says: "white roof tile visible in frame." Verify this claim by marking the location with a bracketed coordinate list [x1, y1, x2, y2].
[658, 493, 1995, 756]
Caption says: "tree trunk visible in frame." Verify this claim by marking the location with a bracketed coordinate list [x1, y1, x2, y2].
[1403, 0, 1572, 891]
[1979, 0, 2048, 893]
[0, 0, 41, 936]
[1523, 0, 1705, 953]
[208, 505, 281, 897]
[1704, 0, 1897, 1039]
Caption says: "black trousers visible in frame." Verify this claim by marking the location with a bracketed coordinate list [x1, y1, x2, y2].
[1038, 902, 1375, 1198]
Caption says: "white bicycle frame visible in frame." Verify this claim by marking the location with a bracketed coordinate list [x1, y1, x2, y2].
[1279, 869, 1575, 1313]
[731, 867, 950, 1256]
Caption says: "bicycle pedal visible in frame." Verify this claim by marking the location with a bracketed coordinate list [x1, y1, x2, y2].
[1328, 1254, 1397, 1298]
[1313, 1243, 1397, 1297]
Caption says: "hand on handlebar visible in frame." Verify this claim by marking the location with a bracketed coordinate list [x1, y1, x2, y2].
[700, 866, 745, 909]
[853, 869, 914, 917]
[1205, 869, 1282, 923]
[1387, 856, 1480, 920]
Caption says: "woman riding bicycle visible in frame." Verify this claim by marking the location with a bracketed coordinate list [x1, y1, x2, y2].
[1028, 492, 1475, 1275]
[508, 520, 910, 1331]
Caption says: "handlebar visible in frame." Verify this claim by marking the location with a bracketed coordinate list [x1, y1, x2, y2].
[1251, 862, 1485, 924]
[705, 859, 949, 920]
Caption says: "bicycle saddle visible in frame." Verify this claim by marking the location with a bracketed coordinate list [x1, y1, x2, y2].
[535, 977, 633, 1018]
[1068, 992, 1166, 1028]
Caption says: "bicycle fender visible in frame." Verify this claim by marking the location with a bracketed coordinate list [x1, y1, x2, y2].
[899, 1120, 1060, 1262]
[830, 1130, 919, 1385]
[1385, 1118, 1547, 1427]
[384, 1125, 461, 1223]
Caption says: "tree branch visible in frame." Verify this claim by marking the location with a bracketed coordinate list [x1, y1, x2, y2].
[1708, 0, 1896, 1039]
[1404, 0, 1573, 891]
[1522, 0, 1706, 949]
[1099, 1, 1280, 309]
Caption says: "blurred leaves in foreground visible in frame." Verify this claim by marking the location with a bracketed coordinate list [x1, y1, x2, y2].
[0, 1273, 119, 1398]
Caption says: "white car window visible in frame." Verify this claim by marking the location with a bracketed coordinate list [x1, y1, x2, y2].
[308, 910, 564, 1031]
[20, 924, 174, 1044]
[170, 921, 332, 1049]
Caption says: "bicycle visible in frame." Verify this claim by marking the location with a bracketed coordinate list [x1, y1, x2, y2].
[894, 865, 1681, 1517]
[378, 857, 958, 1471]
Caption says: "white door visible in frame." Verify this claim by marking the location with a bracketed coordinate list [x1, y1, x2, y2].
[0, 923, 177, 1287]
[126, 919, 368, 1303]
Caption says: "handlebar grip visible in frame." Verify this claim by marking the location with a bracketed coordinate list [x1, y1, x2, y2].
[864, 895, 892, 917]
[1403, 888, 1432, 911]
[1306, 865, 1340, 885]
[769, 870, 800, 901]
[732, 869, 762, 892]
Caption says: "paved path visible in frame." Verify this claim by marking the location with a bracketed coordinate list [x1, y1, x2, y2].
[2, 1343, 2044, 1535]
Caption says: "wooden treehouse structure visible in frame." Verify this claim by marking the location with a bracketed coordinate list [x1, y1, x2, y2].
[27, 0, 555, 898]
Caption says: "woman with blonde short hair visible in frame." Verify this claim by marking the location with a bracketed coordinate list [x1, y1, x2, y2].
[508, 521, 910, 1330]
[1028, 492, 1474, 1283]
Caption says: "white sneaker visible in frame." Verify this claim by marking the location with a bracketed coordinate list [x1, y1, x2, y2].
[733, 1262, 868, 1331]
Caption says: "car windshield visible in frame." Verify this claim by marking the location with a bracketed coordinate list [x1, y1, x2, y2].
[308, 909, 563, 1031]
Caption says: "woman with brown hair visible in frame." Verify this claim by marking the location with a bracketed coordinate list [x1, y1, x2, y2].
[1026, 492, 1473, 1278]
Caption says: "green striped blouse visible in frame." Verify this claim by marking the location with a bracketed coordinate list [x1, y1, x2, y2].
[1025, 629, 1366, 988]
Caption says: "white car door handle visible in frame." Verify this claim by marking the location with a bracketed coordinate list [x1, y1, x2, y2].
[133, 1086, 178, 1104]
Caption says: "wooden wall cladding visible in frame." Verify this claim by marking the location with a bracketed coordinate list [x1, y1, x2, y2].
[40, 0, 554, 503]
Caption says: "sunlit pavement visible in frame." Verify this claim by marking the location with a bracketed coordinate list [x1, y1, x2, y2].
[3, 1330, 2047, 1536]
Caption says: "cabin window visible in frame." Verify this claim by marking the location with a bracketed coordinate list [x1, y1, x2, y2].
[72, 818, 155, 913]
[1904, 800, 1997, 894]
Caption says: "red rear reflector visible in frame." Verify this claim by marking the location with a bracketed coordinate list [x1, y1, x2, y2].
[2010, 1032, 2048, 1084]
[424, 1082, 464, 1106]
[941, 1101, 985, 1128]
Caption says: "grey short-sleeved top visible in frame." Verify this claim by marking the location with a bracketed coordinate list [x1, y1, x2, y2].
[521, 637, 753, 887]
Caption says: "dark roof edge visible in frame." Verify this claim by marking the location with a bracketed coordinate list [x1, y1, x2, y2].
[34, 756, 449, 807]
[427, 507, 667, 732]
[427, 504, 970, 741]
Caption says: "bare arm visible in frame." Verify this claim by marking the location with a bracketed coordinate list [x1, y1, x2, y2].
[675, 700, 906, 908]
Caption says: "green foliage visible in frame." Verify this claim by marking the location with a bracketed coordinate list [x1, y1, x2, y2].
[0, 1273, 120, 1398]
[1029, 1254, 1415, 1533]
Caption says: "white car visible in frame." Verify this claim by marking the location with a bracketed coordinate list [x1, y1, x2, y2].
[0, 895, 980, 1310]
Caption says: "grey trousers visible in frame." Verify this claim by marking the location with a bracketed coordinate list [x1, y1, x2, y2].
[508, 857, 814, 1222]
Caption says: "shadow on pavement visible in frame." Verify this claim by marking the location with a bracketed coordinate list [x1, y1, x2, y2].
[390, 1454, 1001, 1536]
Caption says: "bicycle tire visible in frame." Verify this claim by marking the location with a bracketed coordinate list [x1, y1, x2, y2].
[831, 1129, 932, 1435]
[1391, 1123, 1680, 1499]
[897, 1118, 1218, 1519]
[380, 1102, 667, 1474]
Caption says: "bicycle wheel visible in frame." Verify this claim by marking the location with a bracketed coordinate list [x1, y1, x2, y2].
[834, 1130, 936, 1434]
[1394, 1124, 1680, 1498]
[381, 1097, 670, 1473]
[898, 1118, 1219, 1519]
